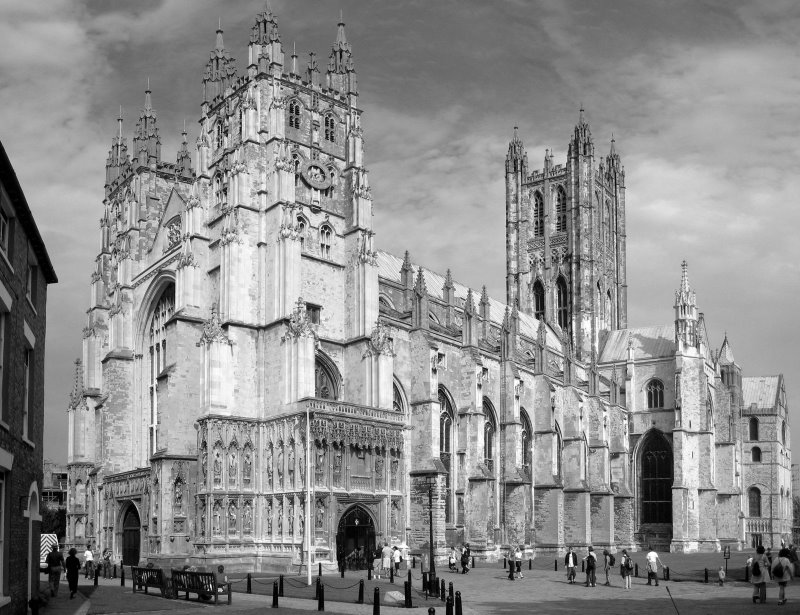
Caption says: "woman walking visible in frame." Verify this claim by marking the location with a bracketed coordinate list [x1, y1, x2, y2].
[66, 548, 81, 599]
[773, 547, 795, 605]
[750, 545, 769, 603]
[620, 549, 632, 590]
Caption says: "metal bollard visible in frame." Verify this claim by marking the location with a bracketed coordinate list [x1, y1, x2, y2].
[503, 556, 507, 569]
[529, 558, 532, 570]
[358, 579, 365, 603]
[446, 595, 454, 615]
[581, 560, 585, 573]
[373, 587, 381, 615]
[319, 562, 323, 577]
[94, 567, 100, 586]
[408, 570, 412, 588]
[413, 556, 416, 569]
[341, 566, 345, 579]
[368, 565, 373, 581]
[121, 566, 125, 587]
[318, 583, 325, 611]
[272, 580, 279, 608]
[390, 564, 394, 583]
[247, 573, 252, 593]
[471, 556, 475, 569]
[279, 574, 284, 597]
[428, 609, 436, 615]
[423, 571, 429, 593]
[634, 563, 639, 578]
[745, 565, 750, 583]
[440, 578, 446, 601]
[455, 591, 463, 615]
[113, 564, 117, 579]
[704, 568, 708, 584]
[314, 577, 320, 600]
[448, 581, 454, 601]
[405, 580, 412, 608]
[555, 558, 558, 571]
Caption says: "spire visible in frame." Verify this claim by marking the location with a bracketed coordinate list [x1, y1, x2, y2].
[106, 106, 129, 186]
[414, 266, 427, 296]
[464, 287, 475, 315]
[570, 105, 593, 158]
[132, 83, 161, 165]
[607, 133, 622, 171]
[506, 126, 527, 173]
[291, 41, 298, 75]
[674, 260, 699, 349]
[327, 13, 357, 93]
[216, 20, 224, 50]
[307, 51, 320, 86]
[718, 332, 736, 366]
[204, 21, 238, 103]
[176, 120, 191, 174]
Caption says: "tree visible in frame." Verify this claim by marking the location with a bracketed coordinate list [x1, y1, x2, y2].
[41, 507, 66, 539]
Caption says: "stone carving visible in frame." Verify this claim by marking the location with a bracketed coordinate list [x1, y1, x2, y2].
[310, 418, 404, 451]
[243, 449, 252, 485]
[266, 445, 274, 487]
[288, 442, 296, 485]
[316, 499, 325, 529]
[391, 500, 399, 530]
[200, 448, 207, 482]
[298, 502, 304, 539]
[228, 502, 237, 535]
[375, 453, 384, 482]
[213, 448, 222, 486]
[173, 480, 184, 516]
[298, 442, 306, 481]
[364, 321, 393, 357]
[333, 446, 343, 487]
[277, 500, 283, 534]
[390, 458, 399, 489]
[265, 499, 272, 534]
[277, 443, 284, 487]
[213, 502, 222, 535]
[288, 500, 294, 536]
[228, 448, 238, 484]
[243, 501, 253, 535]
[198, 307, 231, 346]
[283, 297, 317, 341]
[199, 499, 206, 537]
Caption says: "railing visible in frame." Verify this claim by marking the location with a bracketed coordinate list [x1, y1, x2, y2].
[305, 399, 405, 424]
[351, 476, 371, 491]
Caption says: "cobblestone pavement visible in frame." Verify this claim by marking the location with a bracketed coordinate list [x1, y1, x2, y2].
[36, 552, 794, 615]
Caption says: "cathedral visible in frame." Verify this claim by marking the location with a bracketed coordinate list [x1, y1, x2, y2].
[65, 7, 793, 570]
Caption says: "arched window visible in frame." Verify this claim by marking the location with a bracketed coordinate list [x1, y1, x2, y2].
[483, 398, 497, 473]
[292, 155, 301, 189]
[604, 200, 611, 244]
[553, 421, 563, 478]
[752, 447, 762, 463]
[781, 420, 786, 445]
[392, 381, 405, 414]
[533, 192, 544, 237]
[749, 417, 759, 441]
[605, 290, 612, 329]
[748, 486, 761, 517]
[324, 113, 336, 143]
[319, 225, 332, 259]
[556, 186, 567, 232]
[646, 379, 664, 409]
[289, 100, 301, 129]
[314, 356, 338, 400]
[213, 174, 225, 209]
[148, 285, 175, 455]
[556, 277, 568, 331]
[641, 431, 673, 524]
[296, 216, 307, 250]
[521, 408, 532, 474]
[438, 387, 455, 524]
[533, 280, 545, 321]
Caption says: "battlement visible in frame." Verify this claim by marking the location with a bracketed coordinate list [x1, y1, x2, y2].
[527, 164, 566, 182]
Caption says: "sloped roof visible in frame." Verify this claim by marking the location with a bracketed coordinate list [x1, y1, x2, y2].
[717, 334, 736, 366]
[742, 376, 780, 409]
[376, 250, 563, 352]
[598, 324, 676, 363]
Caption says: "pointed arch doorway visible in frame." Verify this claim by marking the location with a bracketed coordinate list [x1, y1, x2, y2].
[121, 505, 141, 566]
[336, 505, 376, 570]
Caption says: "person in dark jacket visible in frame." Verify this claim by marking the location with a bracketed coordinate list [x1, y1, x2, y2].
[66, 548, 81, 599]
[583, 546, 597, 587]
[45, 544, 65, 597]
[565, 546, 577, 584]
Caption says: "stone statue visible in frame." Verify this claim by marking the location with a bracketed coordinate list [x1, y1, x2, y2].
[266, 446, 274, 484]
[228, 503, 237, 534]
[316, 499, 325, 529]
[213, 503, 221, 535]
[277, 445, 284, 485]
[288, 500, 294, 536]
[243, 502, 253, 534]
[391, 500, 398, 530]
[277, 500, 283, 534]
[298, 502, 305, 538]
[298, 444, 306, 481]
[213, 450, 222, 484]
[288, 443, 296, 483]
[375, 453, 384, 478]
[228, 449, 238, 483]
[199, 502, 206, 536]
[266, 500, 273, 533]
[201, 449, 207, 481]
[333, 447, 342, 473]
[243, 450, 253, 484]
[173, 481, 183, 515]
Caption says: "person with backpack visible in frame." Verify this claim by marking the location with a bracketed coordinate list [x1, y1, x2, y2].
[772, 547, 794, 605]
[507, 546, 517, 580]
[602, 549, 615, 586]
[460, 543, 471, 574]
[620, 549, 632, 590]
[645, 545, 663, 586]
[583, 546, 597, 587]
[750, 545, 769, 603]
[45, 543, 65, 597]
[565, 546, 578, 584]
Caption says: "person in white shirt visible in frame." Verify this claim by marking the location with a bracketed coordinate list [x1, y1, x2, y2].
[645, 546, 662, 586]
[83, 545, 95, 579]
[393, 546, 401, 574]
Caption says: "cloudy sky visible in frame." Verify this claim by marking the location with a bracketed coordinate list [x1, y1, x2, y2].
[1, 0, 799, 463]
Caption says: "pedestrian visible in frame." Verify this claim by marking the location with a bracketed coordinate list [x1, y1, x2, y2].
[766, 547, 773, 580]
[602, 548, 611, 586]
[83, 544, 94, 579]
[66, 547, 81, 599]
[373, 545, 383, 580]
[102, 547, 112, 579]
[717, 566, 725, 586]
[565, 546, 577, 584]
[461, 543, 471, 574]
[583, 546, 597, 587]
[381, 542, 393, 578]
[789, 544, 799, 565]
[45, 543, 65, 597]
[449, 546, 458, 572]
[393, 546, 401, 574]
[645, 545, 662, 586]
[772, 547, 794, 605]
[620, 549, 632, 590]
[507, 546, 516, 580]
[515, 545, 524, 578]
[750, 545, 769, 603]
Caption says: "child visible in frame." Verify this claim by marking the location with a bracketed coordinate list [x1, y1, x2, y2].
[717, 566, 725, 586]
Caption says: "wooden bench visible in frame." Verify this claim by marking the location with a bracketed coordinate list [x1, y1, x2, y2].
[131, 566, 165, 596]
[170, 569, 231, 605]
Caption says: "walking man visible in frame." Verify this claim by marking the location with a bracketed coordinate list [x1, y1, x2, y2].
[45, 544, 65, 597]
[565, 546, 577, 584]
[507, 546, 516, 580]
[646, 545, 663, 586]
[602, 549, 612, 586]
[83, 544, 94, 579]
[583, 547, 597, 587]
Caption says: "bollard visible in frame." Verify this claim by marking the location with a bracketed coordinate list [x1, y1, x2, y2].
[121, 566, 125, 587]
[341, 566, 345, 579]
[413, 556, 417, 569]
[448, 581, 454, 601]
[113, 564, 117, 579]
[279, 574, 284, 597]
[555, 558, 558, 571]
[314, 577, 320, 600]
[471, 556, 475, 569]
[581, 560, 585, 573]
[428, 609, 436, 615]
[408, 570, 412, 588]
[247, 573, 252, 594]
[704, 568, 708, 584]
[446, 595, 454, 615]
[272, 580, 279, 608]
[373, 587, 381, 615]
[503, 556, 507, 569]
[405, 580, 412, 608]
[529, 558, 532, 570]
[368, 565, 373, 581]
[440, 578, 446, 601]
[94, 566, 100, 586]
[634, 563, 639, 578]
[318, 583, 325, 611]
[423, 571, 429, 593]
[455, 591, 463, 615]
[319, 562, 323, 577]
[390, 564, 394, 584]
[745, 565, 750, 583]
[358, 579, 365, 603]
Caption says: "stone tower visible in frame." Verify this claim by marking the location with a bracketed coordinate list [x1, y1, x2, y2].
[505, 110, 627, 361]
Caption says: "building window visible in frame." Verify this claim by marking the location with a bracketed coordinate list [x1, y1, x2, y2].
[483, 398, 496, 473]
[604, 201, 612, 244]
[0, 209, 9, 254]
[319, 225, 332, 259]
[641, 431, 673, 524]
[533, 192, 544, 237]
[752, 447, 762, 463]
[438, 386, 454, 524]
[297, 216, 307, 250]
[213, 174, 224, 209]
[23, 348, 32, 440]
[553, 421, 563, 478]
[749, 417, 759, 441]
[324, 114, 336, 143]
[781, 420, 786, 445]
[521, 408, 532, 474]
[646, 379, 664, 409]
[393, 382, 405, 414]
[0, 311, 6, 422]
[289, 100, 301, 129]
[748, 486, 761, 517]
[556, 277, 568, 330]
[148, 285, 175, 456]
[533, 280, 545, 321]
[314, 356, 337, 400]
[305, 303, 321, 325]
[556, 186, 567, 232]
[26, 264, 38, 306]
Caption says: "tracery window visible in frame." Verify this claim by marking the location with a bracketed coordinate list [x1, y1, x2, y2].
[319, 224, 332, 259]
[393, 382, 405, 414]
[533, 280, 545, 322]
[641, 432, 673, 524]
[751, 447, 762, 463]
[748, 486, 761, 517]
[483, 398, 497, 473]
[314, 356, 337, 400]
[213, 174, 225, 209]
[324, 113, 336, 143]
[148, 285, 175, 455]
[289, 100, 301, 129]
[604, 201, 612, 244]
[555, 277, 568, 331]
[533, 192, 544, 237]
[556, 186, 567, 232]
[438, 386, 454, 523]
[646, 379, 664, 409]
[521, 408, 532, 474]
[749, 417, 759, 441]
[297, 216, 307, 250]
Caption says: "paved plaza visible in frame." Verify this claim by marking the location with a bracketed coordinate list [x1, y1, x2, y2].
[36, 553, 795, 615]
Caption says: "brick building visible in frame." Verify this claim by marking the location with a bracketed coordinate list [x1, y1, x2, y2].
[65, 8, 791, 571]
[0, 140, 57, 613]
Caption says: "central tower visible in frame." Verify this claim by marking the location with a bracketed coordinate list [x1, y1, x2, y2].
[505, 110, 627, 360]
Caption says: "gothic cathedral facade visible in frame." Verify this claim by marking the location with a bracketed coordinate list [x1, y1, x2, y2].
[66, 8, 792, 570]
